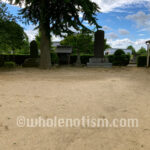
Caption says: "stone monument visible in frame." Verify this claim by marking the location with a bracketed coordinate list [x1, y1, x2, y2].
[87, 30, 112, 67]
[23, 40, 40, 67]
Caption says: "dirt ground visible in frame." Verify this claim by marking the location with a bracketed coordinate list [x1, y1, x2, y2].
[0, 67, 150, 150]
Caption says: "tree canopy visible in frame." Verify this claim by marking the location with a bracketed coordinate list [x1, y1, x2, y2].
[60, 33, 94, 54]
[127, 45, 136, 55]
[0, 0, 20, 22]
[104, 39, 111, 50]
[0, 1, 29, 54]
[137, 47, 147, 55]
[12, 0, 100, 35]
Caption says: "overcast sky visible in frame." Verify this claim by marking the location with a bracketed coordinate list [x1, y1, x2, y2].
[2, 0, 150, 50]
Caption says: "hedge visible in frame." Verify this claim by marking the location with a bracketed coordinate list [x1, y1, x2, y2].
[0, 54, 131, 67]
[0, 54, 94, 66]
[57, 54, 93, 65]
[0, 55, 29, 66]
[107, 54, 130, 66]
[114, 49, 125, 55]
[4, 61, 16, 68]
[137, 56, 150, 67]
[70, 54, 93, 64]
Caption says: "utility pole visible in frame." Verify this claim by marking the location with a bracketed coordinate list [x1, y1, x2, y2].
[146, 40, 150, 68]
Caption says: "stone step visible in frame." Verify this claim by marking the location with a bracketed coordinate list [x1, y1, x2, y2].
[87, 63, 112, 68]
[89, 58, 109, 63]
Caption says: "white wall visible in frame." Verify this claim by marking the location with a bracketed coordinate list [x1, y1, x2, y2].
[104, 48, 132, 55]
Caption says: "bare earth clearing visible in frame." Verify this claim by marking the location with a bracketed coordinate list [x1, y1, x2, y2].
[0, 67, 150, 150]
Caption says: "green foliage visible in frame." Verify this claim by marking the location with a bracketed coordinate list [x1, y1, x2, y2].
[51, 53, 58, 64]
[107, 50, 130, 66]
[61, 32, 110, 55]
[137, 47, 147, 55]
[0, 21, 29, 53]
[23, 58, 39, 67]
[112, 49, 129, 66]
[107, 55, 114, 63]
[4, 61, 16, 68]
[30, 40, 38, 58]
[137, 56, 148, 67]
[114, 49, 125, 56]
[104, 39, 111, 50]
[10, 0, 100, 35]
[0, 2, 29, 55]
[61, 33, 94, 54]
[112, 55, 130, 66]
[80, 54, 93, 64]
[70, 54, 93, 64]
[127, 45, 136, 55]
[0, 1, 18, 22]
[35, 33, 41, 49]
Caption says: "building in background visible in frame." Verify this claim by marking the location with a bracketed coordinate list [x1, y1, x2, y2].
[104, 48, 132, 55]
[52, 41, 60, 48]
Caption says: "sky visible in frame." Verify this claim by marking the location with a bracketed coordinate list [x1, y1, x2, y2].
[2, 0, 150, 51]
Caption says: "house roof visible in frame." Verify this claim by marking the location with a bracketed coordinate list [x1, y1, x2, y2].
[56, 46, 72, 54]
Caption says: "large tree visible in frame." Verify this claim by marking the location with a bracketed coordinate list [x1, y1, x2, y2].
[0, 1, 29, 54]
[61, 32, 94, 55]
[9, 0, 100, 69]
[0, 20, 29, 54]
[0, 0, 16, 21]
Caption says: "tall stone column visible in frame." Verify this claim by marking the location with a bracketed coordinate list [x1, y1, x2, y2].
[87, 30, 112, 67]
[94, 30, 104, 58]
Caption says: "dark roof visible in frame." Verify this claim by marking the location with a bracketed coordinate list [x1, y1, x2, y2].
[56, 46, 72, 53]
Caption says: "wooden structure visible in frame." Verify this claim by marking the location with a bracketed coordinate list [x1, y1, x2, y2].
[56, 46, 72, 65]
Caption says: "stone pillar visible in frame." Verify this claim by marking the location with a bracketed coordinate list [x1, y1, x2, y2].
[94, 30, 104, 58]
[87, 30, 112, 67]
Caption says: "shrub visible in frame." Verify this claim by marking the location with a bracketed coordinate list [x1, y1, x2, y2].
[57, 54, 93, 65]
[51, 53, 59, 64]
[137, 56, 149, 67]
[106, 50, 130, 66]
[114, 49, 125, 56]
[0, 55, 30, 65]
[0, 56, 4, 67]
[30, 40, 38, 58]
[110, 49, 130, 66]
[23, 58, 39, 67]
[107, 55, 113, 63]
[70, 54, 93, 64]
[80, 54, 93, 64]
[4, 61, 16, 68]
[112, 55, 130, 66]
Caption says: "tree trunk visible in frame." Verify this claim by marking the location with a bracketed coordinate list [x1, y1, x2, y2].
[39, 0, 51, 69]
